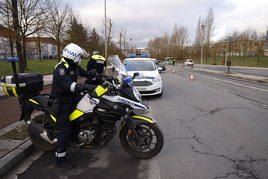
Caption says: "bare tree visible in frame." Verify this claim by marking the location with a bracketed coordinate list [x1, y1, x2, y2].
[193, 17, 203, 60]
[0, 0, 15, 57]
[204, 8, 214, 60]
[170, 24, 188, 60]
[46, 1, 71, 59]
[103, 17, 113, 46]
[17, 0, 49, 68]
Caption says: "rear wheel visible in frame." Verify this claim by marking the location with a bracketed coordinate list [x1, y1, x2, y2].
[28, 111, 57, 151]
[120, 123, 164, 159]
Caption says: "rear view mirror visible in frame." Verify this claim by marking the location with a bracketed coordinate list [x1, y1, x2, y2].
[158, 66, 163, 71]
[133, 72, 140, 79]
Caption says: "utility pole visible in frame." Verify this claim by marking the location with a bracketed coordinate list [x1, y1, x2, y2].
[104, 0, 108, 59]
[224, 39, 229, 66]
[200, 24, 205, 67]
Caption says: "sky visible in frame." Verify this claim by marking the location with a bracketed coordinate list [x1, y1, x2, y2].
[60, 0, 268, 48]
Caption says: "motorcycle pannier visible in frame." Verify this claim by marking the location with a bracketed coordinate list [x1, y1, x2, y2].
[0, 73, 43, 96]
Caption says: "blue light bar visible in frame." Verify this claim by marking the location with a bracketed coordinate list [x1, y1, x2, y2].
[127, 53, 150, 57]
[128, 53, 137, 57]
[140, 53, 150, 57]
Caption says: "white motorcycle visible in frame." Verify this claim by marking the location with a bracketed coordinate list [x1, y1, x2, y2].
[11, 55, 163, 159]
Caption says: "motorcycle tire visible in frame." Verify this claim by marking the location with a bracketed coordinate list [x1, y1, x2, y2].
[119, 123, 164, 159]
[28, 112, 56, 152]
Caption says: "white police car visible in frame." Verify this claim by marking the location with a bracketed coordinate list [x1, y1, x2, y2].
[124, 58, 163, 97]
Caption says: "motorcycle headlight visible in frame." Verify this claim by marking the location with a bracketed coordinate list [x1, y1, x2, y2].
[133, 87, 142, 102]
[152, 75, 161, 82]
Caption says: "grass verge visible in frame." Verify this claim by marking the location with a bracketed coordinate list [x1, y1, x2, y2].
[0, 59, 88, 77]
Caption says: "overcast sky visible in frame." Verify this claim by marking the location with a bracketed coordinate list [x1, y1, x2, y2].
[61, 0, 268, 48]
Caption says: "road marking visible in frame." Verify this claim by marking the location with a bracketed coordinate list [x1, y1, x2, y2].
[201, 75, 268, 93]
[148, 160, 161, 179]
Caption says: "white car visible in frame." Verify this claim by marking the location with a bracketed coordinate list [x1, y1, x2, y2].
[124, 58, 163, 97]
[184, 59, 194, 66]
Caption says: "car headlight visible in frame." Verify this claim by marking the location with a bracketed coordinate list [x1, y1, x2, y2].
[133, 87, 142, 102]
[152, 75, 161, 82]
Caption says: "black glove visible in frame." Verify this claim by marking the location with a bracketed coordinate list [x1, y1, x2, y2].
[106, 75, 115, 82]
[74, 83, 96, 93]
[87, 69, 97, 78]
[84, 84, 97, 92]
[96, 73, 106, 81]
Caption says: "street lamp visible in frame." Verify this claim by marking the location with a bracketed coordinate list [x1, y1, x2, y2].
[104, 0, 108, 59]
[224, 39, 229, 66]
[200, 24, 205, 67]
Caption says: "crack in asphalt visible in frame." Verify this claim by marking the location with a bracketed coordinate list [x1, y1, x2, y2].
[208, 106, 256, 115]
[190, 145, 266, 179]
[233, 93, 268, 110]
[178, 114, 213, 151]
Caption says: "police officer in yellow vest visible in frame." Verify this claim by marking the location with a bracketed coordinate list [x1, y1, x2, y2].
[86, 50, 106, 85]
[51, 43, 97, 168]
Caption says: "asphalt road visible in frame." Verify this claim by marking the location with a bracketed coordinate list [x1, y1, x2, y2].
[193, 64, 268, 78]
[4, 67, 268, 179]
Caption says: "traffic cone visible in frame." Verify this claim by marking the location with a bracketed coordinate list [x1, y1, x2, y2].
[188, 74, 195, 80]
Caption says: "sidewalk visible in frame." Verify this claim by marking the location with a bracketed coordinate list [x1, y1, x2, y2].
[192, 67, 268, 83]
[0, 121, 34, 177]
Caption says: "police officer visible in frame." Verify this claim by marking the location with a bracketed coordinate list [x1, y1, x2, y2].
[50, 43, 97, 168]
[86, 50, 106, 85]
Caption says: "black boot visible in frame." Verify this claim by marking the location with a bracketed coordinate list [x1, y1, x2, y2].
[55, 152, 75, 168]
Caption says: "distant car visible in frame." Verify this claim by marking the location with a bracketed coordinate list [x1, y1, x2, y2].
[124, 58, 163, 97]
[184, 59, 194, 67]
[152, 59, 166, 72]
[164, 57, 175, 65]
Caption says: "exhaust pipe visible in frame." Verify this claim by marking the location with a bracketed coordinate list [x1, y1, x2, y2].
[28, 120, 57, 144]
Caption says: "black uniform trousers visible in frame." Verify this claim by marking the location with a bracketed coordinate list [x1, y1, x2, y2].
[56, 102, 72, 153]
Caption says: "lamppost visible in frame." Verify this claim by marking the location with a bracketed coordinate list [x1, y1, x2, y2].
[104, 0, 108, 59]
[200, 24, 205, 67]
[224, 39, 229, 66]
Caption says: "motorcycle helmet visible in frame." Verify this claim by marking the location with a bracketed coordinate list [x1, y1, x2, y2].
[62, 43, 86, 64]
[93, 50, 100, 55]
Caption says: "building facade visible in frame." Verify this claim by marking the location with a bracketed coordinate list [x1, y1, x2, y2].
[25, 37, 57, 59]
[0, 27, 58, 60]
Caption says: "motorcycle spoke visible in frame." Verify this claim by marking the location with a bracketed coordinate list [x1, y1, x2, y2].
[126, 124, 160, 153]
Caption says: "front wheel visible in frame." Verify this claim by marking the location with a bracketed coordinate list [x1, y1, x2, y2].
[119, 123, 164, 159]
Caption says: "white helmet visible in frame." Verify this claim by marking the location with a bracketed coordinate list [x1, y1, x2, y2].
[62, 43, 86, 64]
[93, 50, 100, 55]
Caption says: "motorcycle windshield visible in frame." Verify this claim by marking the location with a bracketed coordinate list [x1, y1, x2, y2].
[107, 55, 127, 76]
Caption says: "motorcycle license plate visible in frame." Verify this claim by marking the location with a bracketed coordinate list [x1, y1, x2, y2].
[137, 87, 146, 91]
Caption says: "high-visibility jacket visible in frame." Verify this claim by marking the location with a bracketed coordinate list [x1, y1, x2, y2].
[87, 55, 106, 74]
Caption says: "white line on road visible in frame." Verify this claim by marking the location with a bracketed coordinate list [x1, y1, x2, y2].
[147, 160, 161, 179]
[201, 74, 268, 93]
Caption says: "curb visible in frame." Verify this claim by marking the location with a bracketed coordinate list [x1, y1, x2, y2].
[0, 138, 34, 178]
[192, 68, 268, 84]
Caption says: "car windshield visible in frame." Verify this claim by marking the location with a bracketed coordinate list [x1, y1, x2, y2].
[124, 60, 156, 71]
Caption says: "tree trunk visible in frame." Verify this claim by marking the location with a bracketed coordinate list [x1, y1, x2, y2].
[38, 38, 42, 60]
[22, 37, 28, 70]
[9, 37, 14, 57]
[11, 0, 24, 73]
[57, 42, 61, 60]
